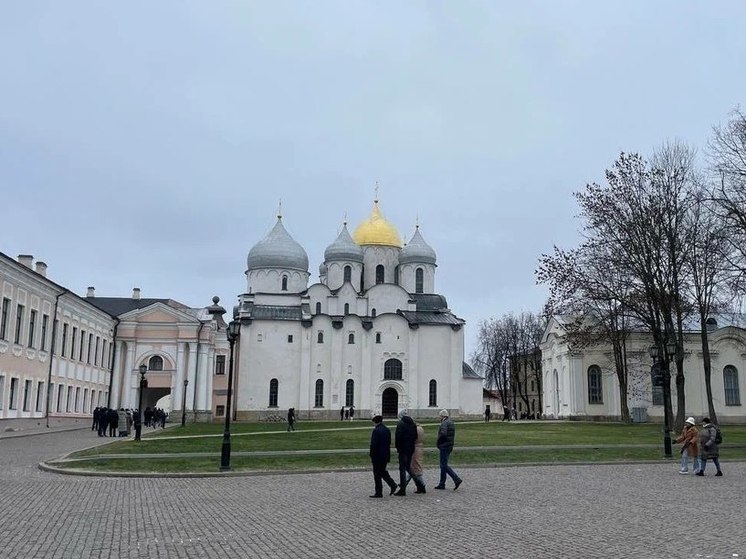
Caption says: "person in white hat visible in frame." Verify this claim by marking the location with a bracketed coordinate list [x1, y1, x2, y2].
[434, 409, 462, 490]
[674, 416, 699, 474]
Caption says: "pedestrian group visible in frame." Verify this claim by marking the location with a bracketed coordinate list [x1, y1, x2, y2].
[675, 416, 723, 476]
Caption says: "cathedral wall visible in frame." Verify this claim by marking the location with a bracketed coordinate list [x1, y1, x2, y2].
[361, 246, 400, 290]
[365, 284, 411, 316]
[399, 263, 436, 294]
[247, 268, 309, 294]
[325, 262, 362, 292]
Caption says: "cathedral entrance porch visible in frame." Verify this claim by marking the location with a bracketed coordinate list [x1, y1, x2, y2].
[381, 387, 399, 418]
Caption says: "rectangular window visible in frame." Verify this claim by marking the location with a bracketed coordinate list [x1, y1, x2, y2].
[80, 330, 86, 362]
[215, 355, 226, 375]
[9, 378, 19, 410]
[87, 333, 93, 364]
[53, 319, 59, 354]
[95, 336, 100, 365]
[23, 380, 32, 411]
[61, 323, 68, 357]
[102, 340, 108, 368]
[83, 388, 88, 413]
[71, 327, 78, 359]
[74, 387, 80, 413]
[287, 334, 293, 343]
[0, 297, 10, 340]
[28, 309, 37, 348]
[216, 405, 225, 417]
[66, 386, 72, 412]
[48, 383, 54, 413]
[41, 314, 49, 351]
[14, 304, 25, 344]
[56, 384, 63, 412]
[0, 375, 5, 410]
[724, 367, 741, 406]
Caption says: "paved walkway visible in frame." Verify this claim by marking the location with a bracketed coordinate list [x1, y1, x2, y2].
[0, 428, 744, 558]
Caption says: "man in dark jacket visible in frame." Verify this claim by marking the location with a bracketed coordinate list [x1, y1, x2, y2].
[369, 411, 398, 498]
[394, 409, 425, 496]
[434, 409, 462, 490]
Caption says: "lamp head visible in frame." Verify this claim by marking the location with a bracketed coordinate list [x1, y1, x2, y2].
[666, 341, 676, 359]
[139, 364, 148, 375]
[649, 345, 659, 360]
[227, 320, 241, 341]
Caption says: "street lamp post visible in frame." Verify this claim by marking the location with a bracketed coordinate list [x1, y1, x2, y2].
[220, 320, 241, 471]
[650, 342, 676, 458]
[181, 379, 189, 427]
[135, 364, 148, 441]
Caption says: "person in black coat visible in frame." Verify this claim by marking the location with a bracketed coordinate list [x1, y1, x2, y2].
[97, 408, 109, 437]
[287, 408, 296, 432]
[394, 409, 425, 496]
[369, 411, 398, 498]
[107, 408, 119, 437]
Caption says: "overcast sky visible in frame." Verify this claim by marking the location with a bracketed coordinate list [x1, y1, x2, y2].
[2, 1, 745, 357]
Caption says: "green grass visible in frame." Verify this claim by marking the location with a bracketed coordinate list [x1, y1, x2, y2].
[59, 421, 746, 473]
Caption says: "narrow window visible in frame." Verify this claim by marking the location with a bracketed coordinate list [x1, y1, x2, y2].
[215, 405, 226, 417]
[344, 265, 352, 283]
[95, 336, 100, 365]
[724, 365, 741, 406]
[345, 379, 354, 407]
[83, 388, 88, 414]
[71, 327, 78, 359]
[28, 310, 37, 348]
[148, 355, 164, 371]
[79, 330, 86, 362]
[56, 384, 64, 412]
[23, 379, 32, 411]
[348, 332, 355, 344]
[429, 379, 437, 407]
[87, 333, 93, 363]
[315, 302, 321, 314]
[9, 378, 19, 409]
[287, 334, 294, 343]
[317, 331, 324, 343]
[384, 358, 403, 380]
[375, 332, 381, 344]
[66, 386, 72, 412]
[40, 314, 49, 351]
[344, 303, 350, 315]
[0, 298, 10, 340]
[215, 355, 226, 375]
[371, 308, 376, 317]
[587, 365, 603, 404]
[314, 379, 324, 407]
[14, 304, 25, 344]
[61, 323, 68, 357]
[394, 266, 399, 285]
[269, 378, 279, 407]
[35, 381, 44, 412]
[415, 268, 424, 294]
[75, 387, 80, 412]
[257, 333, 263, 342]
[0, 376, 5, 410]
[375, 265, 384, 284]
[281, 276, 288, 291]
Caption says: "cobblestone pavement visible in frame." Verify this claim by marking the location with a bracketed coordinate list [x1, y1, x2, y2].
[0, 429, 744, 559]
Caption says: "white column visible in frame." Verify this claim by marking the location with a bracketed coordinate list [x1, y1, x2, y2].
[204, 347, 215, 413]
[173, 342, 186, 412]
[123, 343, 135, 409]
[187, 342, 198, 412]
[110, 340, 125, 408]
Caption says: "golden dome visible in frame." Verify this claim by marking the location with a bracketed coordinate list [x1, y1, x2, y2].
[352, 201, 402, 247]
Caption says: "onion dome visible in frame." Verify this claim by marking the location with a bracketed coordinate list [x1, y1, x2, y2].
[247, 217, 309, 272]
[352, 201, 402, 248]
[400, 226, 437, 265]
[324, 223, 364, 263]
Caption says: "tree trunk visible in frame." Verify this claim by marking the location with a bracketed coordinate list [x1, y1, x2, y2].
[700, 323, 718, 423]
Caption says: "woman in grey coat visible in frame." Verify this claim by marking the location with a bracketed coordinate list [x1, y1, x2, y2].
[696, 417, 723, 476]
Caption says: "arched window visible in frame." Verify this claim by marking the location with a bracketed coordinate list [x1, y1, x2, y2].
[344, 265, 352, 283]
[348, 332, 355, 344]
[314, 379, 324, 407]
[384, 358, 402, 380]
[148, 355, 163, 371]
[375, 332, 381, 344]
[394, 266, 399, 285]
[371, 308, 376, 317]
[429, 379, 437, 407]
[315, 302, 321, 314]
[415, 268, 424, 294]
[317, 331, 324, 343]
[344, 303, 350, 315]
[269, 378, 278, 407]
[724, 365, 741, 406]
[587, 365, 603, 404]
[376, 265, 384, 284]
[345, 379, 354, 407]
[281, 276, 288, 291]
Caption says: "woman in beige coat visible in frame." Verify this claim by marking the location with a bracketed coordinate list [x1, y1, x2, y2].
[406, 424, 427, 493]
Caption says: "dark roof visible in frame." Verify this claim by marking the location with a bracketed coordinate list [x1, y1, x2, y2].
[409, 293, 449, 311]
[463, 362, 482, 379]
[85, 297, 189, 317]
[397, 310, 464, 326]
[250, 305, 303, 320]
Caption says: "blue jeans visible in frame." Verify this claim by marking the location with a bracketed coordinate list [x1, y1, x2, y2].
[699, 456, 722, 473]
[438, 447, 461, 486]
[679, 448, 700, 472]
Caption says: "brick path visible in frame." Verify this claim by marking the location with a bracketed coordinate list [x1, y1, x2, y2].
[0, 428, 744, 558]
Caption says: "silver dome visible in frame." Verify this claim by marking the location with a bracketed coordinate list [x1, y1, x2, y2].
[400, 227, 437, 265]
[324, 224, 363, 263]
[247, 218, 309, 272]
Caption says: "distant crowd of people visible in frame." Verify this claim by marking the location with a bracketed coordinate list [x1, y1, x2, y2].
[340, 406, 355, 421]
[91, 406, 168, 437]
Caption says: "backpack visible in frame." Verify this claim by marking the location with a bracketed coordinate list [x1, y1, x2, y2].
[714, 426, 723, 445]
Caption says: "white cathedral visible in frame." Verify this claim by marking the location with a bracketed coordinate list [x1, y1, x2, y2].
[232, 200, 483, 420]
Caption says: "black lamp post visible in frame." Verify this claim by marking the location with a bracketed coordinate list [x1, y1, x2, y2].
[181, 379, 189, 427]
[650, 342, 676, 458]
[220, 319, 241, 471]
[135, 364, 148, 441]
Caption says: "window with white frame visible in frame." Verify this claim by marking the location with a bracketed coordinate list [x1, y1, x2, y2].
[35, 381, 44, 412]
[724, 365, 741, 406]
[14, 304, 24, 344]
[314, 379, 324, 407]
[587, 365, 603, 404]
[0, 375, 5, 410]
[0, 298, 10, 340]
[269, 378, 278, 407]
[9, 378, 19, 410]
[28, 310, 36, 348]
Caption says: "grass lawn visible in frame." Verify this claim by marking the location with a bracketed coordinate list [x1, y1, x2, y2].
[58, 421, 746, 473]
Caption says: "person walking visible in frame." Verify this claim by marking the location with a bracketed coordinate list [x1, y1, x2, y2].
[107, 408, 119, 437]
[340, 406, 345, 421]
[675, 416, 699, 474]
[434, 409, 462, 490]
[403, 423, 426, 493]
[484, 405, 491, 422]
[696, 417, 723, 477]
[287, 407, 296, 432]
[349, 405, 355, 421]
[394, 409, 425, 496]
[369, 410, 398, 498]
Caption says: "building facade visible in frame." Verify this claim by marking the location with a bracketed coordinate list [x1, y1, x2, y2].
[541, 315, 746, 423]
